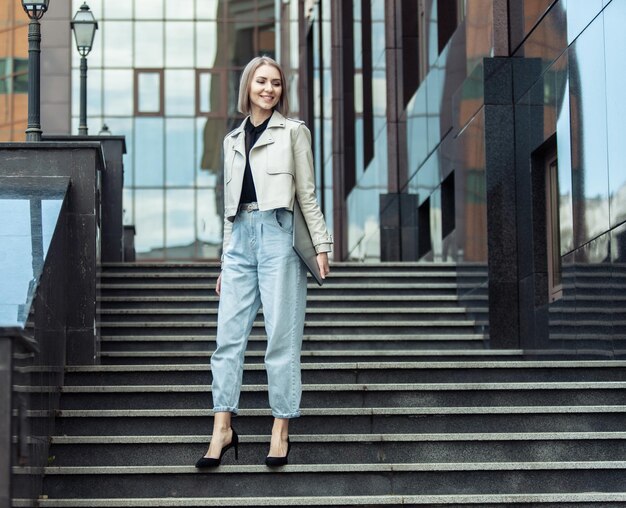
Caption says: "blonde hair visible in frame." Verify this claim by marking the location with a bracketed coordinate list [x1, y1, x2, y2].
[237, 56, 289, 116]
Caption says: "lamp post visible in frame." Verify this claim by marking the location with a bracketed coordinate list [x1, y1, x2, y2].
[71, 3, 98, 136]
[21, 0, 50, 142]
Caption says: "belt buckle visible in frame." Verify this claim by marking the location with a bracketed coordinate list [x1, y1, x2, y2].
[241, 202, 257, 212]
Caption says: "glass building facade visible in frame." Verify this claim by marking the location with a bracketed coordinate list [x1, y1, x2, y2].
[296, 0, 624, 357]
[72, 0, 278, 259]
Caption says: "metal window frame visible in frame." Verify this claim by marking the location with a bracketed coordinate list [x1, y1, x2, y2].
[194, 68, 227, 117]
[545, 151, 563, 302]
[133, 68, 164, 117]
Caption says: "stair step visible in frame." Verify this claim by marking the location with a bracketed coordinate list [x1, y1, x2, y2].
[15, 492, 626, 506]
[99, 334, 487, 352]
[99, 349, 523, 364]
[49, 405, 626, 435]
[63, 361, 626, 385]
[52, 382, 626, 410]
[46, 432, 626, 466]
[21, 462, 626, 498]
[97, 307, 478, 324]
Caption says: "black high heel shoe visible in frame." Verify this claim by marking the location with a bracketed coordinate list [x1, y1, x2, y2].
[195, 428, 239, 468]
[265, 437, 290, 467]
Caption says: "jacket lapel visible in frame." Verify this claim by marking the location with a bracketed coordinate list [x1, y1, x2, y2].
[251, 111, 286, 150]
[228, 120, 246, 157]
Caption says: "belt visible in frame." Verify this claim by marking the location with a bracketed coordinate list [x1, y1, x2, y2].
[238, 202, 259, 212]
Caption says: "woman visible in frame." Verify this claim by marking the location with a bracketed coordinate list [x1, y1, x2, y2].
[195, 56, 332, 468]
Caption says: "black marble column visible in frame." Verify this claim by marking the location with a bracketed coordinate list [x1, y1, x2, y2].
[483, 57, 520, 349]
[42, 135, 127, 262]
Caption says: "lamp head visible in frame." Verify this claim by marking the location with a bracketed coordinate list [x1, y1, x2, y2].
[71, 3, 99, 57]
[21, 0, 50, 20]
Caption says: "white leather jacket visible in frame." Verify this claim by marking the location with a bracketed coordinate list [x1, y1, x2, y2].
[222, 110, 333, 258]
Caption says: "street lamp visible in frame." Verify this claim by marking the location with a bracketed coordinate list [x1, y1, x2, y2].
[71, 3, 98, 136]
[21, 0, 50, 142]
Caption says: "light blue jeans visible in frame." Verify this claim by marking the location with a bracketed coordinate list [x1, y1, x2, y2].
[210, 208, 307, 418]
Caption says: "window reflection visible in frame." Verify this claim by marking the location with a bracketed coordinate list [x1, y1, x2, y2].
[166, 118, 195, 186]
[134, 189, 164, 255]
[196, 22, 219, 68]
[166, 23, 195, 68]
[165, 70, 195, 116]
[135, 0, 164, 20]
[196, 0, 220, 20]
[135, 22, 164, 68]
[568, 16, 609, 248]
[137, 71, 162, 114]
[603, 0, 626, 228]
[104, 22, 133, 67]
[135, 117, 164, 187]
[102, 0, 130, 20]
[166, 0, 194, 20]
[166, 190, 195, 252]
[104, 69, 133, 116]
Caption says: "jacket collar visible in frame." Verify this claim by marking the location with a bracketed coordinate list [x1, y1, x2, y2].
[229, 110, 286, 139]
[229, 110, 285, 155]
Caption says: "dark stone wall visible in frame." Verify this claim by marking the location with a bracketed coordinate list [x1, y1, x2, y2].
[0, 143, 104, 364]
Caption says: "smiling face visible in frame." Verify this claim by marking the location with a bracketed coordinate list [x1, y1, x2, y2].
[248, 64, 282, 119]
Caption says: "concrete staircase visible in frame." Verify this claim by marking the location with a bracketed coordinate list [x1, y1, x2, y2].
[13, 263, 626, 506]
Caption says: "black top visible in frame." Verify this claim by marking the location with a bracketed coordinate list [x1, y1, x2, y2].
[239, 115, 271, 205]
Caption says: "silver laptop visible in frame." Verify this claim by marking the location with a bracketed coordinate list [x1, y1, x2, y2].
[292, 201, 324, 286]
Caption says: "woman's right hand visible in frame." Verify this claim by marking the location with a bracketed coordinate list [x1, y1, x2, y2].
[216, 272, 222, 296]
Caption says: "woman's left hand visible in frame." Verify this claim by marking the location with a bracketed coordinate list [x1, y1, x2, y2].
[316, 252, 330, 280]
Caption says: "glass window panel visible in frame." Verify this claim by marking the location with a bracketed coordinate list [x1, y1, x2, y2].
[197, 117, 226, 185]
[165, 70, 194, 116]
[555, 54, 574, 255]
[567, 0, 603, 44]
[372, 21, 385, 68]
[196, 21, 219, 68]
[289, 73, 298, 117]
[103, 0, 131, 19]
[135, 22, 164, 68]
[134, 117, 164, 187]
[166, 118, 195, 186]
[103, 69, 133, 115]
[83, 68, 103, 117]
[134, 189, 164, 256]
[166, 189, 195, 250]
[135, 0, 164, 20]
[166, 22, 194, 68]
[196, 187, 222, 257]
[137, 72, 161, 114]
[604, 0, 626, 227]
[371, 0, 385, 21]
[198, 72, 224, 113]
[290, 21, 299, 70]
[103, 22, 133, 67]
[13, 74, 28, 94]
[166, 0, 194, 19]
[568, 16, 609, 245]
[196, 0, 220, 19]
[354, 72, 363, 114]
